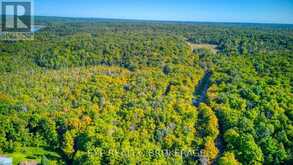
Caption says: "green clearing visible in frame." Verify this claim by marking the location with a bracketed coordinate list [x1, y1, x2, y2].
[4, 147, 61, 165]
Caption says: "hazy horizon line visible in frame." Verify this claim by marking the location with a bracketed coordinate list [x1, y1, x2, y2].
[34, 15, 293, 26]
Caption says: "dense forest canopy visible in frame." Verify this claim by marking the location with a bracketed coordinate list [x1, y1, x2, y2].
[0, 16, 292, 165]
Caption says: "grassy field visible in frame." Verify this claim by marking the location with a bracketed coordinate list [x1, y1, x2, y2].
[187, 42, 218, 54]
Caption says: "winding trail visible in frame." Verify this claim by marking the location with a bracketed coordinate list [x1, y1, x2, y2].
[187, 40, 224, 163]
[213, 136, 225, 164]
[192, 71, 212, 107]
[192, 70, 225, 164]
